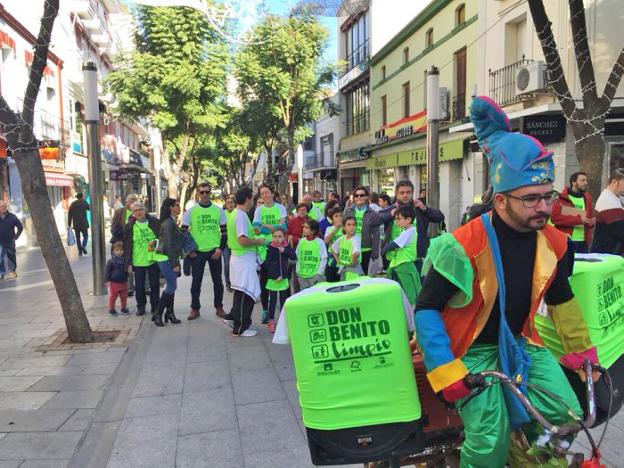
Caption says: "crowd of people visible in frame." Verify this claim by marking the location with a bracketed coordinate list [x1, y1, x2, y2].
[96, 179, 450, 337]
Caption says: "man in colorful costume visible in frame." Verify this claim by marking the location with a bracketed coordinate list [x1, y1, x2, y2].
[414, 96, 599, 467]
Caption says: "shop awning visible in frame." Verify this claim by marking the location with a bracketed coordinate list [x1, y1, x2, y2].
[45, 172, 74, 187]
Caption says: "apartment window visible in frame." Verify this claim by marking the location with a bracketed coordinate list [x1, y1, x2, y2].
[320, 134, 334, 166]
[346, 81, 370, 136]
[402, 82, 410, 118]
[456, 4, 466, 26]
[381, 95, 387, 126]
[425, 28, 434, 48]
[453, 47, 467, 121]
[381, 65, 386, 80]
[345, 11, 369, 71]
[403, 47, 409, 64]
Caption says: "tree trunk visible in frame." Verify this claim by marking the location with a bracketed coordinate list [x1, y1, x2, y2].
[0, 0, 93, 343]
[574, 133, 605, 204]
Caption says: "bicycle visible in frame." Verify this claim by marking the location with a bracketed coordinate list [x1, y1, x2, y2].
[365, 360, 611, 468]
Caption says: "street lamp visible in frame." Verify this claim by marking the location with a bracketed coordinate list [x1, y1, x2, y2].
[83, 62, 106, 296]
[426, 66, 440, 235]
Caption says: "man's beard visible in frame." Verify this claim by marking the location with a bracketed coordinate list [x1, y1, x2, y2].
[505, 203, 548, 231]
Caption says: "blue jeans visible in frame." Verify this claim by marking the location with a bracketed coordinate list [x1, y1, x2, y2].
[74, 228, 88, 251]
[158, 260, 178, 295]
[0, 240, 16, 274]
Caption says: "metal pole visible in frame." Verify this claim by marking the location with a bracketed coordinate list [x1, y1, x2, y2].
[426, 66, 440, 236]
[83, 62, 106, 296]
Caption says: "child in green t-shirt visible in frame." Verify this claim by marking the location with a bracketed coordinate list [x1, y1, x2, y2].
[331, 216, 364, 281]
[381, 205, 421, 306]
[295, 219, 328, 290]
[323, 207, 343, 282]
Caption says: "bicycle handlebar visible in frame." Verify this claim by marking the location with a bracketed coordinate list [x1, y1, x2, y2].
[464, 360, 600, 436]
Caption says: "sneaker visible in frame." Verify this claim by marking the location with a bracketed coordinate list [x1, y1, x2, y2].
[260, 310, 269, 324]
[268, 319, 276, 333]
[108, 309, 118, 316]
[223, 319, 234, 329]
[233, 328, 258, 337]
[5, 272, 17, 280]
[120, 308, 130, 315]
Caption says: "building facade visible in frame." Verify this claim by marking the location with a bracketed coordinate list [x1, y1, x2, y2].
[0, 0, 162, 245]
[454, 0, 624, 193]
[368, 0, 478, 230]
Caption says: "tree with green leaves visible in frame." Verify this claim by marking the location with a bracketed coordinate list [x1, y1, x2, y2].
[106, 5, 228, 207]
[234, 14, 336, 190]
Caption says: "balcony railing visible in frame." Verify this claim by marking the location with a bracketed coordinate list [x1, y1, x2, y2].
[304, 154, 336, 170]
[345, 39, 369, 73]
[452, 93, 466, 122]
[489, 57, 535, 107]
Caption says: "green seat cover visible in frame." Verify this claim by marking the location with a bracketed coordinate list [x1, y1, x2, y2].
[284, 278, 421, 430]
[535, 254, 624, 368]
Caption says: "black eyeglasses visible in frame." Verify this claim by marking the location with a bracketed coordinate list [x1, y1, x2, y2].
[198, 191, 210, 195]
[353, 193, 368, 198]
[505, 191, 559, 208]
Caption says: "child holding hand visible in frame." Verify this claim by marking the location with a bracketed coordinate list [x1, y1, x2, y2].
[264, 228, 295, 332]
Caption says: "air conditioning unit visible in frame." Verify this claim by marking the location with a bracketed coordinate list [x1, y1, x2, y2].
[515, 61, 546, 96]
[439, 87, 450, 121]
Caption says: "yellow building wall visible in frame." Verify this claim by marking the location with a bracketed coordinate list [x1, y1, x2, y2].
[370, 0, 478, 138]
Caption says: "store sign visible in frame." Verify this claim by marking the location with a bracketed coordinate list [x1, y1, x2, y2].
[438, 139, 466, 162]
[41, 158, 64, 173]
[366, 154, 398, 170]
[375, 110, 427, 145]
[128, 148, 142, 166]
[522, 115, 566, 143]
[110, 170, 129, 181]
[338, 59, 369, 90]
[398, 147, 427, 166]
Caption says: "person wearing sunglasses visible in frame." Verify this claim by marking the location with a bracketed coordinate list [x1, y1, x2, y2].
[181, 182, 228, 320]
[413, 97, 598, 467]
[342, 186, 387, 275]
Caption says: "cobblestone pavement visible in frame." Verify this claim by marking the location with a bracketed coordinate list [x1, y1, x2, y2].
[0, 244, 621, 467]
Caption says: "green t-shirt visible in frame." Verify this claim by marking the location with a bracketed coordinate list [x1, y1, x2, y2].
[227, 209, 258, 257]
[335, 235, 361, 267]
[569, 194, 586, 242]
[124, 208, 132, 223]
[389, 226, 417, 269]
[386, 216, 417, 261]
[132, 221, 156, 267]
[187, 204, 225, 252]
[254, 203, 286, 262]
[312, 200, 326, 214]
[297, 238, 323, 278]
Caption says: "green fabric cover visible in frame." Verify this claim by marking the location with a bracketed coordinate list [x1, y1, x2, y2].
[266, 278, 289, 291]
[422, 233, 474, 308]
[387, 261, 421, 306]
[284, 279, 421, 430]
[535, 255, 624, 368]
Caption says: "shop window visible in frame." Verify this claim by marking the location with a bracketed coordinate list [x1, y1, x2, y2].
[425, 28, 434, 48]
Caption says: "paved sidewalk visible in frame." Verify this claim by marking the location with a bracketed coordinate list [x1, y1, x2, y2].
[0, 245, 622, 467]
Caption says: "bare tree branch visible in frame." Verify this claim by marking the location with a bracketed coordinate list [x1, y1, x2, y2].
[568, 0, 598, 107]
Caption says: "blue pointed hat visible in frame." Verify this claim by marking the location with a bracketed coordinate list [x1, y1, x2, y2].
[470, 96, 554, 193]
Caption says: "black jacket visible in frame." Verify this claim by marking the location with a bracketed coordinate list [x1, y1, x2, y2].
[68, 199, 90, 230]
[0, 212, 23, 244]
[264, 244, 296, 280]
[380, 201, 445, 258]
[104, 257, 129, 284]
[122, 216, 160, 268]
[159, 217, 184, 267]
